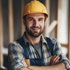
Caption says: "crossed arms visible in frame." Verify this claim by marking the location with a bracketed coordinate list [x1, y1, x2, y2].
[22, 63, 66, 70]
[21, 55, 67, 70]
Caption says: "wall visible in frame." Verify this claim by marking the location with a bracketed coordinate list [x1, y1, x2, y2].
[2, 0, 46, 48]
[50, 0, 57, 38]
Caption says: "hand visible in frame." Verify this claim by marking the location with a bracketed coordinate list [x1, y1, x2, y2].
[21, 59, 33, 70]
[21, 59, 28, 67]
[50, 55, 60, 65]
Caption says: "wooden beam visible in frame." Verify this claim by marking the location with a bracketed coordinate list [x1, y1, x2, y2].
[68, 0, 70, 60]
[0, 0, 3, 68]
[55, 0, 58, 39]
[21, 0, 25, 36]
[57, 0, 69, 59]
[8, 0, 14, 43]
[44, 0, 50, 37]
[55, 25, 57, 38]
[61, 44, 68, 48]
[57, 0, 61, 42]
[48, 20, 58, 34]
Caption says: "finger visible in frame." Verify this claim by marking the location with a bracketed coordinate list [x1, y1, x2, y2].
[51, 55, 56, 61]
[54, 56, 60, 64]
[21, 59, 28, 67]
[54, 55, 60, 62]
[56, 60, 59, 64]
[50, 55, 60, 65]
[51, 55, 59, 64]
[52, 55, 60, 64]
[53, 59, 59, 64]
[51, 55, 58, 63]
[53, 55, 60, 61]
[50, 55, 56, 65]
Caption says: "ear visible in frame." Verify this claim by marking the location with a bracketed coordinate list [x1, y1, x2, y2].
[23, 19, 26, 26]
[44, 20, 46, 26]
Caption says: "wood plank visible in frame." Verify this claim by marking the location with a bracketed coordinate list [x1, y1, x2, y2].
[21, 0, 25, 36]
[0, 0, 3, 68]
[61, 44, 68, 48]
[44, 0, 50, 37]
[68, 0, 70, 60]
[57, 0, 69, 59]
[55, 25, 57, 38]
[8, 0, 14, 43]
[55, 0, 58, 39]
[57, 0, 61, 42]
[48, 20, 58, 33]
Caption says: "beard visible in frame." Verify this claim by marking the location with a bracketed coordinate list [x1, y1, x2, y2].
[25, 25, 44, 37]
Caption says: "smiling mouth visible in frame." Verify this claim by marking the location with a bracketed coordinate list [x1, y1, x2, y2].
[32, 27, 40, 31]
[33, 28, 39, 30]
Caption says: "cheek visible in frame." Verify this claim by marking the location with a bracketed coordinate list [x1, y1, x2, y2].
[26, 23, 32, 29]
[40, 23, 45, 28]
[26, 21, 33, 27]
[25, 21, 30, 27]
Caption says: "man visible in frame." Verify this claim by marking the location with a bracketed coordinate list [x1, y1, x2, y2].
[8, 0, 70, 70]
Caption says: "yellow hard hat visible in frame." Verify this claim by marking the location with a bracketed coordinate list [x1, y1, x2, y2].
[22, 0, 48, 19]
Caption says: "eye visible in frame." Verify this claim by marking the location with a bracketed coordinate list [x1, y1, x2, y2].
[29, 18, 34, 21]
[38, 18, 43, 21]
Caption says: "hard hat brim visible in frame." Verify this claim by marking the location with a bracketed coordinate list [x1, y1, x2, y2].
[22, 12, 48, 19]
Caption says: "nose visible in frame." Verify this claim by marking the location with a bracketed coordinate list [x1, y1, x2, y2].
[33, 20, 38, 26]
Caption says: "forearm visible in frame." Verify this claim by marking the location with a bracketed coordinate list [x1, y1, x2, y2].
[28, 62, 67, 70]
[22, 67, 33, 70]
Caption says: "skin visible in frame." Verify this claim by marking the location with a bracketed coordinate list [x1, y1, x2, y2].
[50, 55, 60, 65]
[23, 13, 46, 45]
[22, 13, 67, 70]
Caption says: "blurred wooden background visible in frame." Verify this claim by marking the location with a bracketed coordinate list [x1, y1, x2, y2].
[0, 0, 70, 70]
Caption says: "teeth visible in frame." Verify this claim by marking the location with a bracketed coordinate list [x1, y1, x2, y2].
[33, 28, 39, 29]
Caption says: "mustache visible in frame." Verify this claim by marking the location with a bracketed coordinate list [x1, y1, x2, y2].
[31, 26, 40, 29]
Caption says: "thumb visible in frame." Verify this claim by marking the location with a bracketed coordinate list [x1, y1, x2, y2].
[21, 59, 28, 67]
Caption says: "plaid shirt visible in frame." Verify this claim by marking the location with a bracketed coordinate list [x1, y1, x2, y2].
[8, 32, 70, 70]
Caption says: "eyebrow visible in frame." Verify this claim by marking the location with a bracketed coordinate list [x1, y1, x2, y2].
[28, 17, 33, 19]
[39, 18, 44, 19]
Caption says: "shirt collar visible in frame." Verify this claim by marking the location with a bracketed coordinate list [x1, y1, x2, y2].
[41, 35, 47, 44]
[22, 32, 47, 45]
[22, 32, 30, 45]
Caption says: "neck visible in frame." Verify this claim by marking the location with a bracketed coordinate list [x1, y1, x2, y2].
[26, 32, 41, 45]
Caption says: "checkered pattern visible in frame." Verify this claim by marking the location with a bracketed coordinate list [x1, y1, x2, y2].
[8, 32, 70, 70]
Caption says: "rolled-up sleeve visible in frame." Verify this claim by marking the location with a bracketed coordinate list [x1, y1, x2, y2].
[52, 38, 70, 70]
[8, 42, 25, 70]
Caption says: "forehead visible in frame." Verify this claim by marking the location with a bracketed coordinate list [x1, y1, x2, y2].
[26, 13, 45, 18]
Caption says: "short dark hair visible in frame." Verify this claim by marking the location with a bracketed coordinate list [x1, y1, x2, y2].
[44, 14, 48, 21]
[23, 15, 27, 22]
[23, 14, 46, 22]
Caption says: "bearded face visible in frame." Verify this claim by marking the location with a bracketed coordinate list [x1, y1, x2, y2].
[24, 13, 46, 37]
[25, 24, 45, 37]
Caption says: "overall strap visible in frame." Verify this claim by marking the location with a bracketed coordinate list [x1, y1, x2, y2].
[16, 37, 29, 59]
[45, 37, 53, 55]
